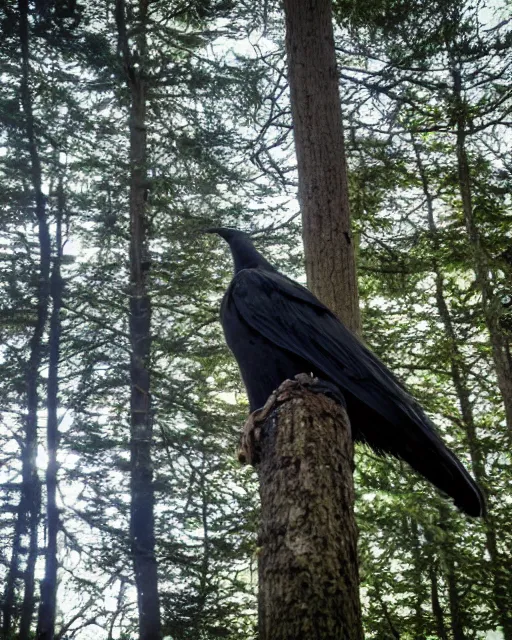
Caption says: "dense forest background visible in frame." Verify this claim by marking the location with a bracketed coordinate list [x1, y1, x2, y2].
[0, 0, 511, 638]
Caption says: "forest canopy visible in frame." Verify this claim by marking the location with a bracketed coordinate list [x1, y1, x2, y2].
[0, 0, 511, 638]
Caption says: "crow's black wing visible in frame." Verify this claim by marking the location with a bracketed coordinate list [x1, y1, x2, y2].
[231, 268, 428, 429]
[229, 268, 484, 517]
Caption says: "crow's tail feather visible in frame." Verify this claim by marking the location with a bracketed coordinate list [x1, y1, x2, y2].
[404, 438, 485, 517]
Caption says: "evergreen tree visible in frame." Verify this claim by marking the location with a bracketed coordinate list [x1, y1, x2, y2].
[0, 0, 510, 637]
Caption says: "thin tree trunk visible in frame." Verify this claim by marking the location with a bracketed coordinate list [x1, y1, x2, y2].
[429, 561, 448, 640]
[2, 489, 28, 635]
[435, 259, 512, 639]
[107, 581, 126, 640]
[375, 588, 400, 639]
[436, 506, 467, 640]
[450, 64, 512, 432]
[115, 1, 161, 638]
[282, 0, 361, 334]
[36, 180, 64, 640]
[414, 142, 512, 639]
[424, 526, 450, 640]
[198, 467, 210, 619]
[19, 489, 41, 640]
[409, 518, 426, 640]
[16, 0, 50, 636]
[445, 556, 467, 640]
[246, 377, 363, 640]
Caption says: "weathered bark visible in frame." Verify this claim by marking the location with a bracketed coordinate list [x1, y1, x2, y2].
[14, 0, 49, 637]
[273, 6, 363, 628]
[115, 1, 161, 638]
[248, 377, 363, 640]
[414, 142, 512, 639]
[36, 182, 64, 640]
[282, 0, 361, 334]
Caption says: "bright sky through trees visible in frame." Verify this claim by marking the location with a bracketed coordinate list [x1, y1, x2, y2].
[0, 0, 511, 637]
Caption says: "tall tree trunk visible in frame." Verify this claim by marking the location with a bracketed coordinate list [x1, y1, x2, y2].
[449, 60, 512, 432]
[414, 142, 512, 639]
[243, 377, 363, 640]
[277, 5, 362, 636]
[115, 1, 161, 638]
[36, 179, 64, 640]
[15, 0, 50, 637]
[282, 0, 361, 334]
[434, 258, 512, 638]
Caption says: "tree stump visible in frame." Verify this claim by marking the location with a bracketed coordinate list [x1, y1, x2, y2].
[240, 375, 363, 640]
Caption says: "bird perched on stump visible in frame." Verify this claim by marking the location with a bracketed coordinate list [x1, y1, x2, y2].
[207, 227, 485, 517]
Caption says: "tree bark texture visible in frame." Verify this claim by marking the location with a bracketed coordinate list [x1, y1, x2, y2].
[36, 183, 64, 640]
[115, 1, 161, 638]
[253, 379, 363, 640]
[282, 0, 360, 335]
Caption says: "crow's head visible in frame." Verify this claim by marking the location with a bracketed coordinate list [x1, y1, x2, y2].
[205, 227, 275, 274]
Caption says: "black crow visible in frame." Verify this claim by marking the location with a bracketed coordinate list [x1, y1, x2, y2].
[208, 227, 485, 517]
